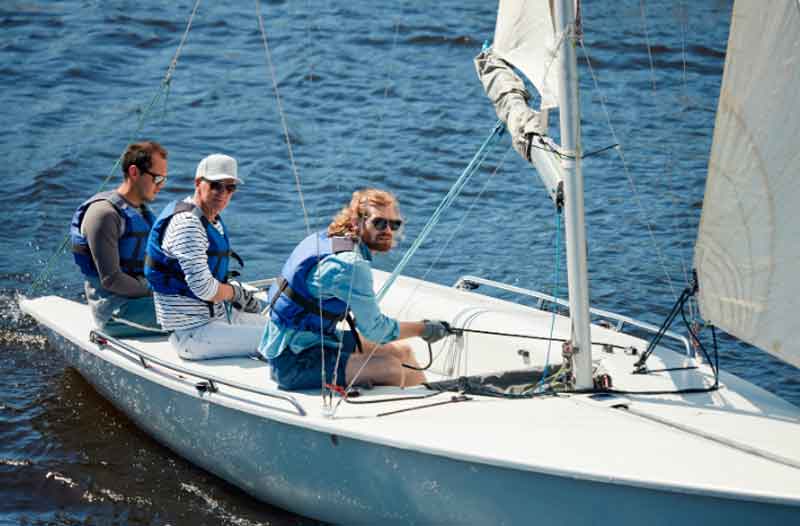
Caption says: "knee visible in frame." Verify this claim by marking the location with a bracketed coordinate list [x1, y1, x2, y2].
[391, 342, 414, 361]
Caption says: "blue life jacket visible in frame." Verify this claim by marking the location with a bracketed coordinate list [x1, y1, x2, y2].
[144, 200, 237, 300]
[70, 191, 156, 278]
[268, 231, 356, 335]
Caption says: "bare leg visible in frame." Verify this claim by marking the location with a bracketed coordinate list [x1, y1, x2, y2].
[345, 353, 404, 386]
[346, 338, 427, 387]
[381, 340, 426, 386]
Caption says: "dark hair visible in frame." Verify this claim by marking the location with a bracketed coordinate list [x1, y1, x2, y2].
[121, 141, 168, 178]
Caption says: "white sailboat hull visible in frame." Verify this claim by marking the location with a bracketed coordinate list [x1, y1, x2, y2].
[20, 272, 800, 525]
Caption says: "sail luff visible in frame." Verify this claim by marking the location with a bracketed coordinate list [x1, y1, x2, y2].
[694, 0, 800, 368]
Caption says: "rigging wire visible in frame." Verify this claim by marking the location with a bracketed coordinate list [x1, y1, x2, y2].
[256, 0, 311, 236]
[639, 0, 658, 93]
[29, 0, 202, 295]
[383, 146, 513, 379]
[576, 38, 678, 302]
[303, 0, 318, 232]
[526, 136, 619, 160]
[677, 0, 698, 322]
[324, 226, 362, 411]
[447, 327, 633, 352]
[371, 8, 404, 175]
[639, 0, 704, 325]
[540, 209, 562, 386]
[638, 0, 694, 296]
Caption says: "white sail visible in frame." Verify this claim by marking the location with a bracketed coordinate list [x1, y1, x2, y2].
[694, 0, 800, 368]
[493, 0, 563, 109]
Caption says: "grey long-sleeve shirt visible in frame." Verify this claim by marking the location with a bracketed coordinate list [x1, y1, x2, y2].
[81, 199, 151, 297]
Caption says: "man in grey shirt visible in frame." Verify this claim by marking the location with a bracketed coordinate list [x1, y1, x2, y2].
[70, 141, 168, 337]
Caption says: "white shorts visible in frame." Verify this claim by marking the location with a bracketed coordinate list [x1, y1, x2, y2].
[170, 309, 266, 360]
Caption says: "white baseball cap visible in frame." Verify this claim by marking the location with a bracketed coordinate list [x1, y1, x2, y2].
[195, 153, 243, 184]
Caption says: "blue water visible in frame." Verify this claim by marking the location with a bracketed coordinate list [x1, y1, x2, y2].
[2, 0, 798, 524]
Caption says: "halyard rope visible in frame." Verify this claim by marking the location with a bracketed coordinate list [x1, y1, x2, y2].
[256, 0, 311, 236]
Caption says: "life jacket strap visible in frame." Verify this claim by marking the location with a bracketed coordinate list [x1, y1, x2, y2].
[145, 254, 215, 317]
[271, 276, 346, 322]
[231, 249, 244, 268]
[344, 312, 364, 353]
[145, 254, 178, 276]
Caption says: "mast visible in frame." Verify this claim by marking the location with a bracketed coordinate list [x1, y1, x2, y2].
[553, 0, 593, 389]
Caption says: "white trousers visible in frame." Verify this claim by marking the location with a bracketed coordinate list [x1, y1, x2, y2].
[170, 310, 266, 360]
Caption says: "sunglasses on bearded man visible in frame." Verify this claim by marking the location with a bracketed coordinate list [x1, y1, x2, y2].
[369, 217, 403, 231]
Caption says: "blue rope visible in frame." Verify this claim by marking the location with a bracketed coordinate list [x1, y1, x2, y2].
[376, 121, 504, 301]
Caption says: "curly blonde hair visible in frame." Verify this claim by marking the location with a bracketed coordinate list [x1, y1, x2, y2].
[328, 188, 399, 237]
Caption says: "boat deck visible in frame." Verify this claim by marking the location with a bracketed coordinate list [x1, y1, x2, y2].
[20, 284, 800, 508]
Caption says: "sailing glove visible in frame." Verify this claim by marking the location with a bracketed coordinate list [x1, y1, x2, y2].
[421, 319, 452, 344]
[230, 281, 261, 313]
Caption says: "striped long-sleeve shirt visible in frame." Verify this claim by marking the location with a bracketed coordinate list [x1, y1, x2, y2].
[153, 198, 227, 331]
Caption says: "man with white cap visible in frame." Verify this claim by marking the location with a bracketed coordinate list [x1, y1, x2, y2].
[145, 153, 264, 359]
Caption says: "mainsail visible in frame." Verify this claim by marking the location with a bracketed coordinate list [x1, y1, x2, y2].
[694, 0, 800, 368]
[493, 0, 563, 109]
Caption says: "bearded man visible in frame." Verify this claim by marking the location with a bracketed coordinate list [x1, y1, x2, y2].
[261, 188, 450, 391]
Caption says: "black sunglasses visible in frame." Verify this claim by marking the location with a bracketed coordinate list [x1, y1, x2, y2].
[141, 169, 167, 186]
[203, 179, 237, 193]
[370, 217, 403, 231]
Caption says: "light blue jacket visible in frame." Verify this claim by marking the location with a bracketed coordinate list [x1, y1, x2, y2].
[259, 242, 400, 359]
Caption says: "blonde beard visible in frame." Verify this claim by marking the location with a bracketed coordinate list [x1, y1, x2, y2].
[362, 236, 393, 253]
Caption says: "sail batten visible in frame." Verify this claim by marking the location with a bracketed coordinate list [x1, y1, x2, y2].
[694, 0, 800, 368]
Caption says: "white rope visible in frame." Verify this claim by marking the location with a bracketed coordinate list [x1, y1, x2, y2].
[639, 0, 658, 93]
[371, 12, 404, 177]
[163, 0, 202, 88]
[256, 0, 311, 236]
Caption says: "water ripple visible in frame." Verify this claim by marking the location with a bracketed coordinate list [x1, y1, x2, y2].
[3, 1, 797, 524]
